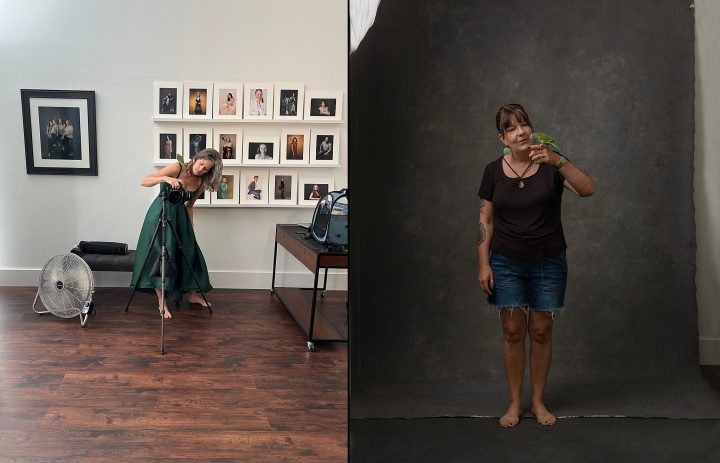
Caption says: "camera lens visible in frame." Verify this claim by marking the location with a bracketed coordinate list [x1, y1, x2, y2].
[168, 186, 185, 204]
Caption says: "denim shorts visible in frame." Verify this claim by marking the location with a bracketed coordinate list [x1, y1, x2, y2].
[488, 249, 567, 312]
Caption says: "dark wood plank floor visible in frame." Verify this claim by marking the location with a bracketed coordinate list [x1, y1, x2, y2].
[0, 287, 347, 462]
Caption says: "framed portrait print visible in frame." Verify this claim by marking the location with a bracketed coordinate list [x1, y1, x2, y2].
[304, 91, 343, 121]
[269, 171, 298, 206]
[153, 81, 182, 119]
[240, 169, 270, 205]
[243, 136, 279, 165]
[309, 129, 340, 165]
[194, 189, 211, 205]
[244, 82, 274, 120]
[280, 128, 310, 165]
[210, 167, 240, 205]
[212, 82, 243, 120]
[273, 83, 304, 120]
[153, 126, 182, 166]
[183, 81, 213, 120]
[213, 129, 242, 166]
[183, 126, 213, 159]
[21, 89, 97, 175]
[299, 177, 335, 206]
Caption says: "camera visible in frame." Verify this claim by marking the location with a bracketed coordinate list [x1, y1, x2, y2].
[167, 186, 186, 204]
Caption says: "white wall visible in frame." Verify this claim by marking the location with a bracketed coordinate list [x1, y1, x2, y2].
[0, 0, 347, 290]
[695, 0, 720, 364]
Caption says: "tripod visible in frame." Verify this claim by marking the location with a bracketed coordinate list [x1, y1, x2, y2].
[126, 189, 211, 354]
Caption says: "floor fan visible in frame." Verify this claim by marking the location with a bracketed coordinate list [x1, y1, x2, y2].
[32, 253, 95, 327]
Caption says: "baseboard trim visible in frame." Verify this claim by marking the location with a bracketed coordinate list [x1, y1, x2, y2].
[0, 268, 347, 290]
[700, 338, 720, 365]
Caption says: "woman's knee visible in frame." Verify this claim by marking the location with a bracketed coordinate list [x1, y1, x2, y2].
[529, 316, 553, 343]
[502, 315, 528, 343]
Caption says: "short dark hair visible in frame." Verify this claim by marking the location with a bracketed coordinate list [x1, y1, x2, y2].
[496, 104, 533, 134]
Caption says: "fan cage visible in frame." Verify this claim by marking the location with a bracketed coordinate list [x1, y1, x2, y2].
[37, 254, 94, 318]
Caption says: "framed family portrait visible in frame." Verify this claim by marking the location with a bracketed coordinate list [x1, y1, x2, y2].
[210, 167, 240, 205]
[212, 82, 243, 120]
[183, 126, 213, 159]
[273, 83, 304, 120]
[299, 177, 334, 206]
[243, 136, 279, 165]
[21, 89, 98, 175]
[153, 81, 182, 119]
[310, 130, 340, 165]
[213, 129, 242, 166]
[269, 171, 298, 206]
[153, 126, 182, 166]
[280, 128, 310, 165]
[240, 169, 270, 205]
[244, 83, 274, 120]
[304, 91, 343, 121]
[183, 81, 213, 120]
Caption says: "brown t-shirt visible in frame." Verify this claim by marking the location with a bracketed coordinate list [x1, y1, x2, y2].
[478, 157, 566, 259]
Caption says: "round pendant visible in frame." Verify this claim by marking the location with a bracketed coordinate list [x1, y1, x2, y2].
[519, 180, 525, 189]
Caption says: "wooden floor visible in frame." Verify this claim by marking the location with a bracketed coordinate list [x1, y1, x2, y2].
[0, 287, 347, 462]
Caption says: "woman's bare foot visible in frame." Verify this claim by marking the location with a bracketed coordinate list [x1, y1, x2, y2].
[531, 403, 557, 426]
[159, 305, 172, 319]
[188, 293, 211, 308]
[499, 402, 523, 428]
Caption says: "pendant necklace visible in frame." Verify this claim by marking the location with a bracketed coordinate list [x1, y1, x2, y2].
[503, 157, 533, 189]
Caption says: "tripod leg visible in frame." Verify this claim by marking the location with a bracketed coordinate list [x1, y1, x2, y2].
[126, 216, 163, 312]
[166, 220, 212, 314]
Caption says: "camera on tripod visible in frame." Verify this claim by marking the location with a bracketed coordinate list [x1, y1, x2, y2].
[167, 186, 186, 204]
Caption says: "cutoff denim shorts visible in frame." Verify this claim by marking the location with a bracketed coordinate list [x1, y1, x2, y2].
[488, 249, 567, 312]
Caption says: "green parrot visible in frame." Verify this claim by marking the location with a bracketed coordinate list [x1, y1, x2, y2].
[531, 132, 562, 153]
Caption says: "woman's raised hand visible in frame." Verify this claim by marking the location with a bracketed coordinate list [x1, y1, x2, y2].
[529, 144, 562, 167]
[164, 177, 184, 189]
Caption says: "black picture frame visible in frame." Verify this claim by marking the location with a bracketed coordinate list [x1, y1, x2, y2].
[21, 89, 98, 175]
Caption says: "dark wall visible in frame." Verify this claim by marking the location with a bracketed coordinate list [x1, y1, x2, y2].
[349, 0, 695, 411]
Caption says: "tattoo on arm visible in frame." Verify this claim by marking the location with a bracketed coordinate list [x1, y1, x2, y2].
[478, 200, 488, 244]
[477, 222, 486, 245]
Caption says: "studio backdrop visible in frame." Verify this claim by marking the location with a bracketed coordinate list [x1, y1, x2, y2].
[349, 0, 720, 419]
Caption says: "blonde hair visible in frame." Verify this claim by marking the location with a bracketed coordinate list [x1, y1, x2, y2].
[185, 148, 223, 190]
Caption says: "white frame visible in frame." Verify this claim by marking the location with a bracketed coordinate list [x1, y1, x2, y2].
[153, 81, 182, 119]
[304, 91, 343, 121]
[183, 126, 213, 159]
[269, 170, 298, 205]
[273, 83, 304, 120]
[309, 129, 340, 165]
[213, 128, 243, 166]
[243, 136, 280, 165]
[280, 128, 311, 165]
[193, 188, 211, 205]
[244, 83, 274, 120]
[212, 82, 243, 120]
[240, 169, 270, 205]
[153, 126, 183, 166]
[183, 81, 213, 120]
[299, 177, 335, 206]
[210, 167, 240, 204]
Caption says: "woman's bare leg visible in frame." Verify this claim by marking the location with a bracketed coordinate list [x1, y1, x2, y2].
[500, 308, 528, 427]
[529, 310, 556, 426]
[155, 288, 172, 319]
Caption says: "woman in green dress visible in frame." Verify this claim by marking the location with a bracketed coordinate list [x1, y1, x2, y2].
[131, 148, 223, 319]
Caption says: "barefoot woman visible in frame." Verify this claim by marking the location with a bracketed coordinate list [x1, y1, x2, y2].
[131, 148, 223, 318]
[477, 104, 595, 427]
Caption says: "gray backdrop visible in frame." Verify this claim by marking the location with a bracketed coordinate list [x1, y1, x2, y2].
[349, 0, 720, 418]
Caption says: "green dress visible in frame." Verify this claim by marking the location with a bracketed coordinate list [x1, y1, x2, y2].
[130, 175, 212, 301]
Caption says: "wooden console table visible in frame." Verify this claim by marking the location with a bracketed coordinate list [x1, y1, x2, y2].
[271, 224, 348, 351]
